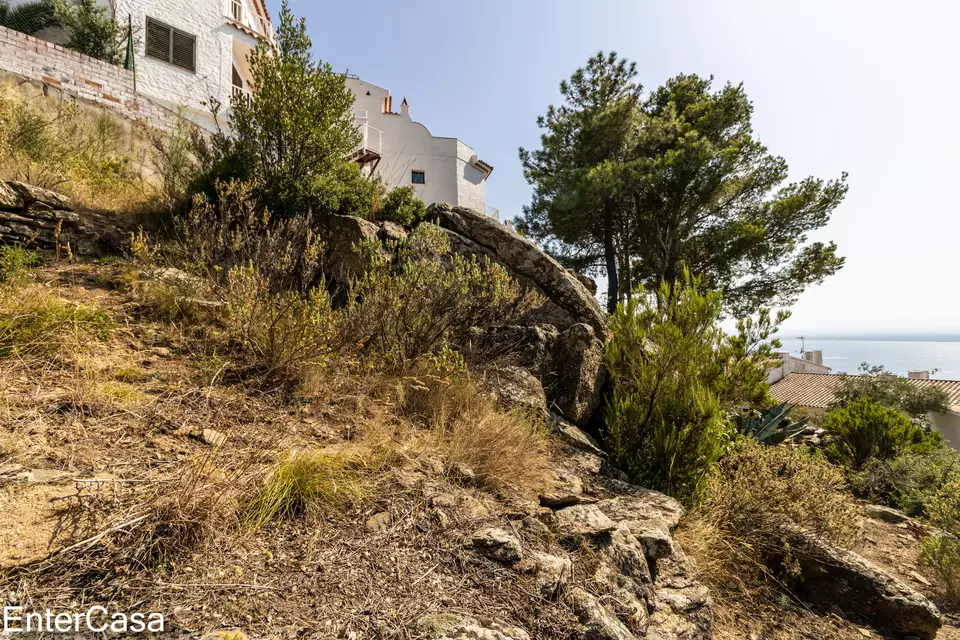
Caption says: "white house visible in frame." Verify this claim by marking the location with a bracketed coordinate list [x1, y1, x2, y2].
[6, 0, 275, 130]
[346, 77, 496, 217]
[766, 350, 832, 384]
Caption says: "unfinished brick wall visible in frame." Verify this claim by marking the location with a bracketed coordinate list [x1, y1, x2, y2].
[0, 24, 179, 131]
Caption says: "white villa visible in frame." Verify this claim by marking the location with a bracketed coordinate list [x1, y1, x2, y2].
[346, 77, 496, 216]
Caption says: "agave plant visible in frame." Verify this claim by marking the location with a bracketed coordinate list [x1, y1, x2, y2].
[740, 402, 809, 445]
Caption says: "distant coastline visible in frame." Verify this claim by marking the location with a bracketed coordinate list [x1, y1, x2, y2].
[776, 333, 960, 343]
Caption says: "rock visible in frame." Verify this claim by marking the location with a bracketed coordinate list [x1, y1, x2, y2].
[569, 269, 598, 296]
[314, 214, 381, 283]
[550, 324, 606, 426]
[555, 504, 617, 538]
[645, 547, 714, 640]
[475, 364, 548, 417]
[6, 181, 73, 210]
[786, 527, 941, 639]
[520, 515, 551, 538]
[377, 221, 407, 243]
[593, 527, 654, 612]
[539, 470, 589, 509]
[0, 182, 23, 209]
[413, 613, 531, 640]
[518, 550, 572, 598]
[466, 324, 559, 375]
[472, 527, 522, 565]
[365, 511, 392, 532]
[451, 462, 476, 483]
[200, 428, 227, 447]
[427, 204, 608, 340]
[551, 414, 606, 457]
[594, 494, 685, 560]
[565, 587, 636, 640]
[863, 504, 912, 525]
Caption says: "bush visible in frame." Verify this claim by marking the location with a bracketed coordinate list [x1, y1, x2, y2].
[54, 0, 124, 64]
[849, 449, 960, 517]
[377, 186, 427, 226]
[832, 363, 950, 425]
[919, 481, 960, 601]
[603, 273, 731, 504]
[243, 450, 366, 529]
[0, 287, 111, 359]
[0, 245, 40, 283]
[822, 398, 943, 469]
[345, 225, 536, 372]
[682, 440, 860, 603]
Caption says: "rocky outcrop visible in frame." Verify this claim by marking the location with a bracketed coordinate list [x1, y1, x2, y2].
[426, 204, 608, 340]
[0, 182, 100, 255]
[787, 527, 941, 639]
[314, 214, 382, 283]
[413, 613, 532, 640]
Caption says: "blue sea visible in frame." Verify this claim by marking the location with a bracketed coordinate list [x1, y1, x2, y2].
[776, 337, 960, 380]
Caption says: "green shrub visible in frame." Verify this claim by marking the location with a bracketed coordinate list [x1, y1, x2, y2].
[0, 245, 40, 283]
[244, 450, 365, 529]
[604, 272, 731, 505]
[832, 363, 949, 425]
[919, 481, 960, 601]
[345, 225, 536, 372]
[850, 449, 960, 517]
[377, 186, 426, 226]
[54, 0, 124, 64]
[0, 0, 58, 35]
[0, 289, 112, 358]
[822, 398, 942, 469]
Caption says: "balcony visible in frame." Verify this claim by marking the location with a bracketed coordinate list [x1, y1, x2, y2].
[224, 0, 275, 43]
[485, 205, 500, 220]
[349, 122, 382, 167]
[232, 84, 253, 107]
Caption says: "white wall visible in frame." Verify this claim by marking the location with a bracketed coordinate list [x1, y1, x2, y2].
[348, 78, 489, 211]
[767, 353, 832, 384]
[931, 412, 960, 451]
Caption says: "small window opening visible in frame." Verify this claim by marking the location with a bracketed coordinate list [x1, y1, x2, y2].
[411, 170, 425, 185]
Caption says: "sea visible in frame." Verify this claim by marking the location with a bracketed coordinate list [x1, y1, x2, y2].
[775, 337, 960, 380]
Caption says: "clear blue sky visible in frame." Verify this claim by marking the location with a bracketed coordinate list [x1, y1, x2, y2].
[277, 0, 959, 336]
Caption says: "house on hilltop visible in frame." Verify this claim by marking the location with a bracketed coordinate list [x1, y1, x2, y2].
[770, 372, 960, 450]
[4, 0, 276, 130]
[346, 77, 496, 217]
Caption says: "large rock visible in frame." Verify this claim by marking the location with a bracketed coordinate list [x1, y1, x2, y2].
[471, 527, 523, 565]
[555, 503, 617, 538]
[645, 546, 713, 640]
[0, 182, 23, 209]
[314, 214, 381, 283]
[426, 204, 608, 341]
[787, 527, 941, 639]
[475, 364, 548, 417]
[518, 550, 572, 598]
[595, 493, 684, 560]
[566, 587, 636, 640]
[6, 181, 73, 211]
[550, 323, 606, 426]
[413, 613, 531, 640]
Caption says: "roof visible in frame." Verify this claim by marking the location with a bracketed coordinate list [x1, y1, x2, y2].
[770, 373, 960, 414]
[253, 0, 272, 24]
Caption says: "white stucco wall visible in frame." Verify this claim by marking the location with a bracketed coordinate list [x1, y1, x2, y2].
[767, 353, 833, 384]
[931, 412, 960, 451]
[347, 78, 489, 211]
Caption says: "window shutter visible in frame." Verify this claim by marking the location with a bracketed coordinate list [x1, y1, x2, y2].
[145, 18, 170, 61]
[171, 29, 196, 72]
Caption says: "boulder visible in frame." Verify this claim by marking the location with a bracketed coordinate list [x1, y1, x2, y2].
[475, 364, 548, 417]
[645, 546, 713, 640]
[565, 587, 636, 640]
[427, 204, 608, 340]
[314, 214, 381, 283]
[466, 324, 559, 375]
[471, 527, 523, 565]
[377, 220, 407, 243]
[413, 613, 531, 640]
[0, 182, 23, 209]
[593, 527, 655, 611]
[550, 323, 606, 426]
[551, 414, 606, 457]
[518, 550, 572, 598]
[555, 503, 617, 538]
[6, 181, 73, 211]
[863, 504, 912, 525]
[786, 527, 941, 639]
[595, 493, 685, 560]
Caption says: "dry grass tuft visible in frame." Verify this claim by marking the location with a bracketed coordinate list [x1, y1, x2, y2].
[0, 285, 112, 360]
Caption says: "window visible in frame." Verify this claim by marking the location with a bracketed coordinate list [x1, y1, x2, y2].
[145, 17, 196, 73]
[412, 170, 425, 185]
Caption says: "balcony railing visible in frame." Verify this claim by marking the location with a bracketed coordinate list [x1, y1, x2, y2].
[224, 0, 275, 42]
[486, 205, 500, 220]
[356, 122, 382, 158]
[232, 84, 253, 107]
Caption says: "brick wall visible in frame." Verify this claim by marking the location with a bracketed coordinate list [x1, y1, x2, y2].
[0, 24, 179, 132]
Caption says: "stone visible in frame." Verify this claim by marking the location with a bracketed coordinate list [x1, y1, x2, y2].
[472, 527, 522, 565]
[475, 364, 548, 417]
[569, 269, 598, 296]
[0, 182, 23, 209]
[466, 324, 559, 376]
[863, 504, 912, 525]
[518, 550, 572, 598]
[377, 220, 407, 243]
[550, 323, 607, 426]
[594, 494, 685, 560]
[565, 587, 636, 640]
[6, 181, 73, 210]
[555, 504, 617, 538]
[200, 428, 227, 447]
[427, 203, 608, 340]
[551, 413, 606, 457]
[314, 214, 381, 283]
[365, 511, 392, 533]
[520, 515, 551, 538]
[645, 547, 714, 640]
[786, 527, 941, 639]
[413, 613, 531, 640]
[593, 527, 654, 611]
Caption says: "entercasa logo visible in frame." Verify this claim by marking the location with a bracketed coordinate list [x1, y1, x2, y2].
[3, 607, 164, 634]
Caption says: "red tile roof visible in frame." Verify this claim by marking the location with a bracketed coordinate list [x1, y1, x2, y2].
[770, 373, 960, 414]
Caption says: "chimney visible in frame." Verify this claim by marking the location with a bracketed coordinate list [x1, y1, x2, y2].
[804, 350, 823, 366]
[400, 97, 409, 117]
[908, 370, 931, 380]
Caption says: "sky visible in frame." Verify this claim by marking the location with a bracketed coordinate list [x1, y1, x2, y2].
[279, 0, 959, 337]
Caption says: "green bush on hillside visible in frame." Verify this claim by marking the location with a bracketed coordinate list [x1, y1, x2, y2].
[832, 362, 949, 425]
[822, 397, 943, 469]
[919, 481, 960, 602]
[377, 186, 427, 226]
[850, 449, 960, 517]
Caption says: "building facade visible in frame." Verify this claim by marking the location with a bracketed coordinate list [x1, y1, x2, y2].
[346, 77, 495, 216]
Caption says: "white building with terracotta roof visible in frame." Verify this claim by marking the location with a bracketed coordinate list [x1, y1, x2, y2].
[346, 77, 496, 216]
[770, 372, 960, 450]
